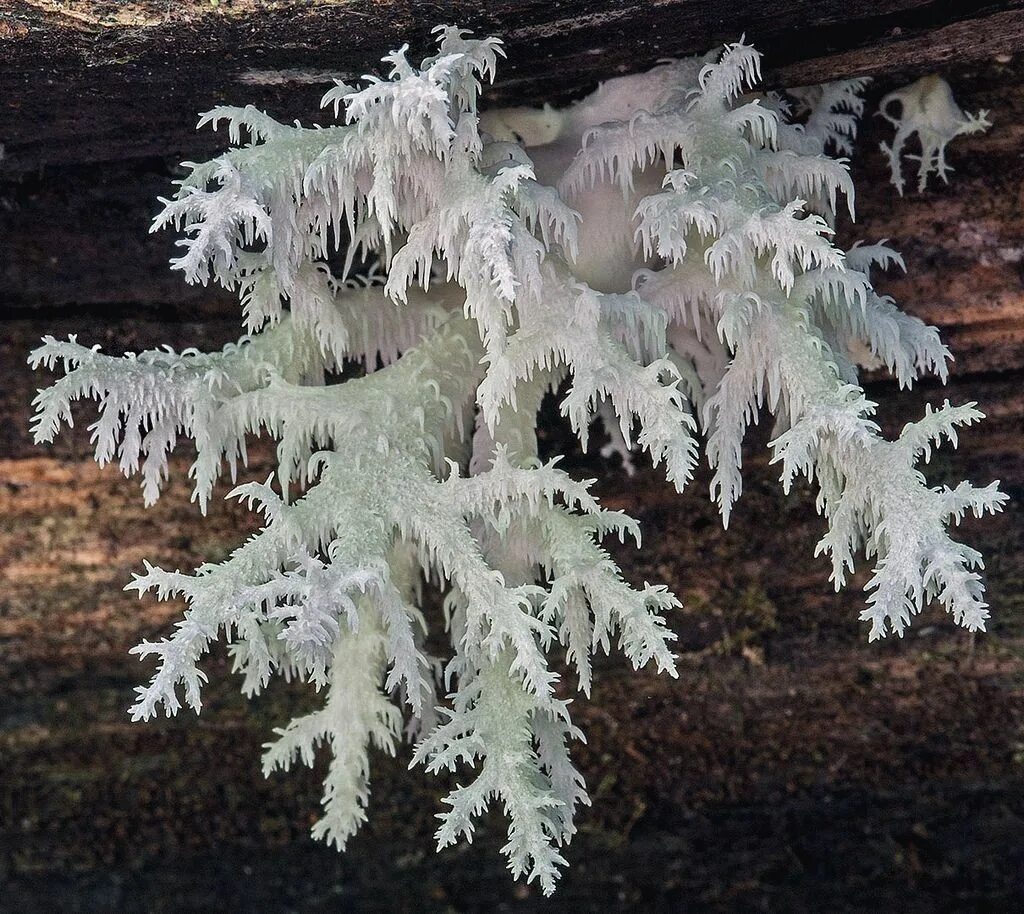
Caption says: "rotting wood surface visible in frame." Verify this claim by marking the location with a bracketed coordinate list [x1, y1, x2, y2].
[1, 4, 1023, 911]
[2, 0, 1024, 170]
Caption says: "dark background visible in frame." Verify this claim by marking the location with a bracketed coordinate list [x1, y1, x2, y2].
[1, 2, 1022, 910]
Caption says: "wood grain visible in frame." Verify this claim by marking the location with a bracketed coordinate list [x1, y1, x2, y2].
[1, 1, 1023, 171]
[1, 3, 1023, 909]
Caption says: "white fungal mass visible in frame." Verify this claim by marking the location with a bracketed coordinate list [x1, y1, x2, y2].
[878, 74, 991, 195]
[29, 27, 1006, 894]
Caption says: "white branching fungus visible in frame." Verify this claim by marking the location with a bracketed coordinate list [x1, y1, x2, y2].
[878, 74, 991, 195]
[29, 27, 1005, 894]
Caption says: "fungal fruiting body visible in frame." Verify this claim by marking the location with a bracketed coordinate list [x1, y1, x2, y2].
[878, 74, 991, 194]
[29, 29, 1005, 893]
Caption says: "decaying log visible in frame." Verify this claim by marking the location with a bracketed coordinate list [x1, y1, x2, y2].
[1, 2, 1023, 910]
[1, 1, 1024, 170]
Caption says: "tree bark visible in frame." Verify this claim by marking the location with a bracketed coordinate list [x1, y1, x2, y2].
[1, 1, 1023, 170]
[1, 3, 1023, 910]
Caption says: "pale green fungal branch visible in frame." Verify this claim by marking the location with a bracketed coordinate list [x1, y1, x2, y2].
[29, 24, 1006, 895]
[878, 74, 992, 195]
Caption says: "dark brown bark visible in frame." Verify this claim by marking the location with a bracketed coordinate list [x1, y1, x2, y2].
[1, 1, 1023, 171]
[1, 3, 1023, 911]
